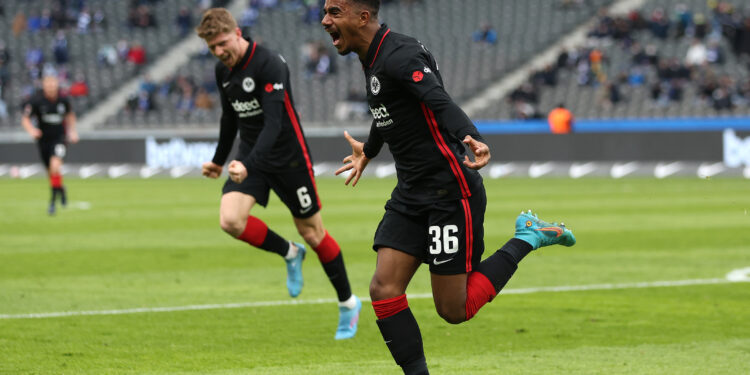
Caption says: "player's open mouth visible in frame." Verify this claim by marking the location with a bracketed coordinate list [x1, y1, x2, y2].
[329, 31, 341, 47]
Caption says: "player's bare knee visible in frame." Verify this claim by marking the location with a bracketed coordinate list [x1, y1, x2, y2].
[435, 305, 466, 325]
[219, 216, 244, 237]
[369, 277, 401, 302]
[297, 226, 319, 246]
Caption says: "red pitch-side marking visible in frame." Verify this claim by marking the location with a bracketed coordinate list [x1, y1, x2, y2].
[462, 198, 474, 272]
[369, 29, 391, 68]
[284, 91, 321, 209]
[420, 103, 471, 198]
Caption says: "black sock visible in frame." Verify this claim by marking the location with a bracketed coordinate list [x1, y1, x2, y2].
[475, 238, 533, 294]
[259, 229, 290, 258]
[321, 253, 352, 302]
[499, 238, 533, 264]
[50, 188, 58, 205]
[58, 186, 67, 205]
[376, 308, 429, 375]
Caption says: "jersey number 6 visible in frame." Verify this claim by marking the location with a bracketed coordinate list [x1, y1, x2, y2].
[296, 186, 312, 208]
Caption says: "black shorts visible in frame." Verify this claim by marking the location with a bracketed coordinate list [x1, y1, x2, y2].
[373, 185, 487, 275]
[37, 138, 66, 168]
[222, 167, 321, 219]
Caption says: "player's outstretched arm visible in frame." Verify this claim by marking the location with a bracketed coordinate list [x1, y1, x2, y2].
[202, 161, 223, 179]
[335, 131, 370, 187]
[462, 135, 490, 170]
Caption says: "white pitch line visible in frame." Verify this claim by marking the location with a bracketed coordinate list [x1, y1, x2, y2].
[1, 276, 746, 320]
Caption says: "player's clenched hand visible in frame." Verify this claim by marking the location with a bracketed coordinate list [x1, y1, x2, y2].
[68, 130, 79, 144]
[30, 128, 42, 140]
[202, 161, 223, 179]
[335, 131, 370, 187]
[462, 135, 490, 170]
[227, 160, 248, 184]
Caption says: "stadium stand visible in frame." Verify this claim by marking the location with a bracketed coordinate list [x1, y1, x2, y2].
[100, 0, 615, 128]
[478, 0, 750, 120]
[0, 0, 228, 129]
[1, 0, 748, 130]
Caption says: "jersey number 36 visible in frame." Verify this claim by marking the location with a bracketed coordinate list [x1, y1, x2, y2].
[428, 225, 458, 255]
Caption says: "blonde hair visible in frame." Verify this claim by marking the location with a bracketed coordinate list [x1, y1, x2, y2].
[195, 8, 238, 40]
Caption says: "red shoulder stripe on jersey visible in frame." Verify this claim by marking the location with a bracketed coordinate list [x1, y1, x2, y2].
[284, 91, 321, 210]
[461, 198, 474, 273]
[231, 42, 257, 72]
[420, 103, 471, 198]
[369, 29, 391, 68]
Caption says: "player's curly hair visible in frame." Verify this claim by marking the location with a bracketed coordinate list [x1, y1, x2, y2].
[195, 8, 238, 40]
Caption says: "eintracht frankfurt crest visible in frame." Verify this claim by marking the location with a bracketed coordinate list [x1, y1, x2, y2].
[242, 77, 255, 93]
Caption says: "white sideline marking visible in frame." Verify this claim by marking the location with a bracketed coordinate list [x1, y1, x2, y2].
[2, 271, 747, 320]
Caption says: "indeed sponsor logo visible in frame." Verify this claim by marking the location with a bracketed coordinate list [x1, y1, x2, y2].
[231, 98, 263, 118]
[723, 129, 750, 167]
[369, 104, 390, 119]
[146, 137, 217, 168]
[370, 104, 393, 127]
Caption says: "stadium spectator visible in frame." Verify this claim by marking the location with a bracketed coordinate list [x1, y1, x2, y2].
[12, 12, 27, 37]
[302, 0, 322, 24]
[52, 31, 69, 65]
[238, 4, 259, 34]
[116, 39, 130, 61]
[194, 87, 215, 112]
[649, 8, 670, 39]
[472, 23, 498, 45]
[705, 38, 725, 64]
[0, 97, 7, 120]
[28, 12, 45, 33]
[0, 41, 9, 91]
[127, 42, 147, 67]
[68, 73, 89, 97]
[599, 81, 623, 108]
[175, 85, 195, 114]
[176, 7, 193, 36]
[685, 38, 708, 66]
[92, 9, 107, 30]
[548, 103, 573, 134]
[25, 47, 45, 72]
[76, 7, 91, 33]
[97, 44, 118, 66]
[129, 4, 157, 29]
[40, 8, 54, 30]
[303, 41, 336, 79]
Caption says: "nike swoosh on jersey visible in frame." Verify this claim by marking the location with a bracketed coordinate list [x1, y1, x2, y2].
[222, 81, 231, 88]
[299, 205, 313, 215]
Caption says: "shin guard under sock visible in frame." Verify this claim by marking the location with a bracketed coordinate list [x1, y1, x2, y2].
[237, 216, 289, 257]
[373, 295, 429, 375]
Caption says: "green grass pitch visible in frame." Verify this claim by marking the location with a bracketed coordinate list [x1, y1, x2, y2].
[1, 177, 749, 374]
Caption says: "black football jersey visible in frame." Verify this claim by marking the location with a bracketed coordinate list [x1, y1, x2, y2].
[212, 38, 312, 173]
[361, 25, 485, 205]
[23, 93, 71, 141]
